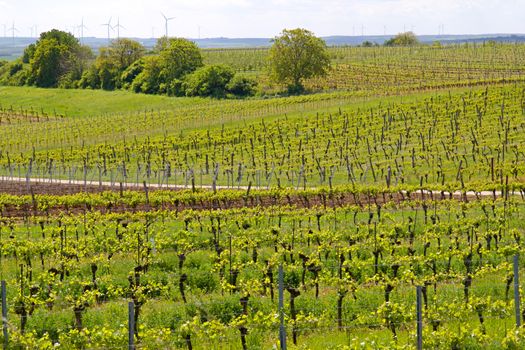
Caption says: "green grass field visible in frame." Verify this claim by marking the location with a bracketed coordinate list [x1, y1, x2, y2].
[0, 86, 228, 117]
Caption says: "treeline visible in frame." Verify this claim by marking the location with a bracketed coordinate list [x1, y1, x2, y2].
[0, 30, 257, 98]
[360, 32, 421, 47]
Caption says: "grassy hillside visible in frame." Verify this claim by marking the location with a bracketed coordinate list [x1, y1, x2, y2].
[0, 86, 213, 117]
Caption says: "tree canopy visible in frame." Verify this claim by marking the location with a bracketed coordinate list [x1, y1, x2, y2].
[158, 38, 204, 82]
[0, 32, 256, 98]
[131, 38, 203, 95]
[79, 38, 145, 90]
[384, 32, 420, 47]
[25, 30, 92, 88]
[268, 28, 330, 93]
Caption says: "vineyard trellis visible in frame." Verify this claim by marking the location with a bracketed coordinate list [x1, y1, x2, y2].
[1, 43, 525, 349]
[0, 194, 524, 348]
[0, 84, 524, 194]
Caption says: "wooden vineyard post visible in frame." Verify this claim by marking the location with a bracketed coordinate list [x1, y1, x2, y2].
[83, 160, 87, 192]
[279, 265, 287, 350]
[514, 254, 521, 327]
[2, 281, 7, 350]
[416, 285, 422, 350]
[128, 301, 135, 350]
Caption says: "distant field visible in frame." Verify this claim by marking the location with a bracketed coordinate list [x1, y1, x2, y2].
[204, 44, 525, 93]
[0, 55, 17, 61]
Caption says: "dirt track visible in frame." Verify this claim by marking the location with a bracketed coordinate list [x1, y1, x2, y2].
[0, 178, 521, 218]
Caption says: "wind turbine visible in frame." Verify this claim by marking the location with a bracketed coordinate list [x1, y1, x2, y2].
[28, 25, 38, 38]
[3, 24, 6, 38]
[8, 22, 19, 41]
[79, 18, 88, 44]
[161, 12, 175, 38]
[114, 17, 125, 39]
[101, 17, 113, 43]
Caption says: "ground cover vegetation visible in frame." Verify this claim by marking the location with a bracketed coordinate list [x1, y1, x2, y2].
[1, 28, 525, 349]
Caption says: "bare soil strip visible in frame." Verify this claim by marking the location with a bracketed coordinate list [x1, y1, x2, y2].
[0, 178, 520, 218]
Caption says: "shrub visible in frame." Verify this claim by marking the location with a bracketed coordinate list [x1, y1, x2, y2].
[226, 75, 257, 97]
[188, 269, 219, 293]
[183, 65, 234, 98]
[0, 61, 31, 86]
[205, 295, 243, 323]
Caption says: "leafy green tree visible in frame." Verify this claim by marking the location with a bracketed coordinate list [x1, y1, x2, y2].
[158, 38, 203, 83]
[39, 29, 80, 49]
[29, 38, 70, 87]
[384, 32, 420, 46]
[268, 28, 330, 93]
[63, 45, 94, 88]
[109, 39, 145, 71]
[79, 39, 144, 90]
[9, 61, 24, 76]
[96, 55, 119, 90]
[78, 47, 117, 90]
[131, 38, 202, 95]
[24, 29, 92, 88]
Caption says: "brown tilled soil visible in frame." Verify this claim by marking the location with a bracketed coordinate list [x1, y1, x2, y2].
[0, 114, 57, 124]
[0, 180, 130, 195]
[0, 180, 496, 218]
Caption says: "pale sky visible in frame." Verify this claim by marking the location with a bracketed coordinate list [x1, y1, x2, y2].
[0, 0, 523, 39]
